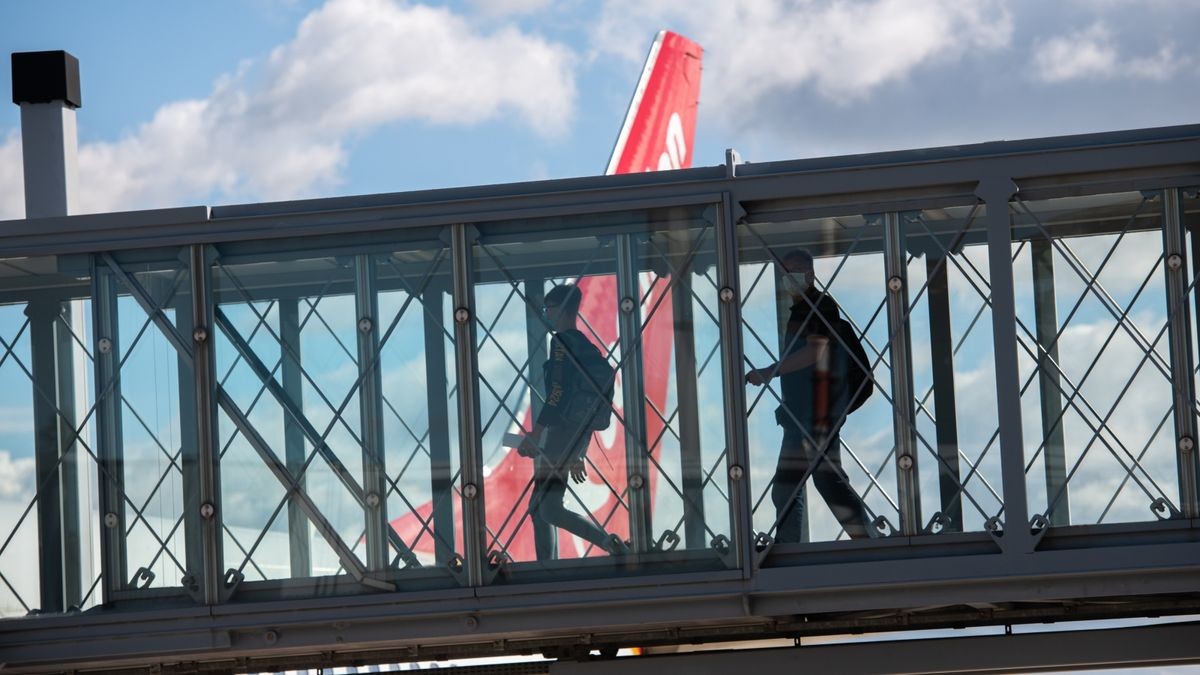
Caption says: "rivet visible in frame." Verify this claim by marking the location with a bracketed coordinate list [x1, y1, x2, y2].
[628, 474, 644, 490]
[897, 454, 914, 471]
[192, 326, 208, 343]
[97, 337, 112, 354]
[719, 287, 736, 303]
[454, 307, 471, 324]
[887, 276, 904, 293]
[463, 615, 479, 630]
[728, 465, 744, 481]
[1167, 254, 1184, 271]
[358, 317, 373, 333]
[620, 297, 636, 314]
[199, 502, 215, 519]
[462, 483, 478, 499]
[1180, 436, 1194, 453]
[263, 630, 278, 644]
[365, 492, 380, 508]
[104, 512, 118, 528]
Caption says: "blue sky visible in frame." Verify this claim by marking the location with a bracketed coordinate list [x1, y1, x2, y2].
[1, 0, 1199, 219]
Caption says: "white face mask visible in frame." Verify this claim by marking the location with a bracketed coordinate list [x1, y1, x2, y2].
[781, 272, 810, 296]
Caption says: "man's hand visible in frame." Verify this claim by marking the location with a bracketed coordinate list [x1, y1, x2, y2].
[569, 459, 587, 484]
[745, 367, 772, 386]
[517, 435, 539, 458]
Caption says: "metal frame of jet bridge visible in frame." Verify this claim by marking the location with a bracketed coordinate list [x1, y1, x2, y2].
[0, 124, 1199, 674]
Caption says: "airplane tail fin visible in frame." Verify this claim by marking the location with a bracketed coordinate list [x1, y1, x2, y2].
[391, 31, 703, 564]
[606, 30, 703, 175]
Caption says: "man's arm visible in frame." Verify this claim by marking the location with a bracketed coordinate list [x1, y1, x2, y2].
[745, 338, 828, 385]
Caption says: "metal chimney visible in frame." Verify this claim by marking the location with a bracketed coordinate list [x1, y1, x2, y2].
[11, 50, 81, 218]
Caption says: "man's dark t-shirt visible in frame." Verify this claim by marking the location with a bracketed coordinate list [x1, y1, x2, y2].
[779, 289, 849, 431]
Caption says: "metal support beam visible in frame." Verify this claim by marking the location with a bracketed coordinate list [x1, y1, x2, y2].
[1162, 188, 1199, 518]
[615, 233, 652, 553]
[278, 296, 311, 577]
[26, 299, 78, 612]
[524, 280, 548, 425]
[189, 245, 223, 604]
[978, 178, 1033, 553]
[56, 303, 84, 609]
[883, 212, 921, 536]
[423, 279, 456, 566]
[717, 194, 754, 572]
[773, 260, 807, 543]
[91, 263, 127, 601]
[551, 622, 1200, 675]
[925, 254, 963, 532]
[451, 224, 486, 586]
[668, 235, 706, 549]
[354, 255, 390, 571]
[1031, 237, 1070, 526]
[174, 282, 205, 596]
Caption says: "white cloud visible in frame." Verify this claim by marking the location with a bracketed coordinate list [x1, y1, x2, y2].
[1032, 22, 1183, 83]
[468, 0, 553, 17]
[0, 451, 35, 502]
[591, 0, 1012, 114]
[0, 0, 576, 219]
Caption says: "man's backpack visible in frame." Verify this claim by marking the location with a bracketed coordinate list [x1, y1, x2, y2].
[560, 335, 616, 431]
[833, 318, 874, 414]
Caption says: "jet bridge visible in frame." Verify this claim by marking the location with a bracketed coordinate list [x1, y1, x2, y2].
[0, 126, 1199, 673]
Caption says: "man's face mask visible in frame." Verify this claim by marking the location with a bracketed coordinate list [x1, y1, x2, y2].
[781, 271, 810, 296]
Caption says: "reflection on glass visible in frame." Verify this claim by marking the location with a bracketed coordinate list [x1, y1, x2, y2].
[738, 203, 998, 546]
[0, 255, 95, 617]
[212, 236, 459, 591]
[471, 205, 732, 579]
[1012, 190, 1177, 526]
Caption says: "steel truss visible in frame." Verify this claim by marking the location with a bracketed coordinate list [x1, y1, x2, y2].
[0, 125, 1198, 673]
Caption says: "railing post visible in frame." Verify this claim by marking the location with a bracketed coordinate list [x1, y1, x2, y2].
[716, 194, 754, 573]
[774, 261, 808, 543]
[883, 212, 922, 536]
[451, 225, 486, 586]
[174, 273, 204, 596]
[925, 252, 963, 533]
[668, 234, 706, 549]
[1162, 188, 1199, 518]
[423, 278, 457, 566]
[278, 295, 312, 577]
[616, 234, 653, 553]
[189, 245, 223, 603]
[977, 178, 1033, 553]
[26, 299, 75, 612]
[355, 255, 390, 571]
[92, 263, 127, 601]
[1031, 237, 1070, 526]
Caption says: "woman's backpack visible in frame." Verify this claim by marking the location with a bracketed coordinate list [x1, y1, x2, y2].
[559, 334, 616, 431]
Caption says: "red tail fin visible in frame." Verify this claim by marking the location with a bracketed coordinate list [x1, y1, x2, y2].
[607, 30, 703, 175]
[391, 31, 702, 563]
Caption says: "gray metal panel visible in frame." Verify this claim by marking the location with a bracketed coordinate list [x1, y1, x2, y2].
[977, 177, 1032, 551]
[551, 622, 1200, 675]
[0, 130, 1196, 257]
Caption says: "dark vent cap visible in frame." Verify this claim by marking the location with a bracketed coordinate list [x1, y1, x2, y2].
[12, 51, 81, 108]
